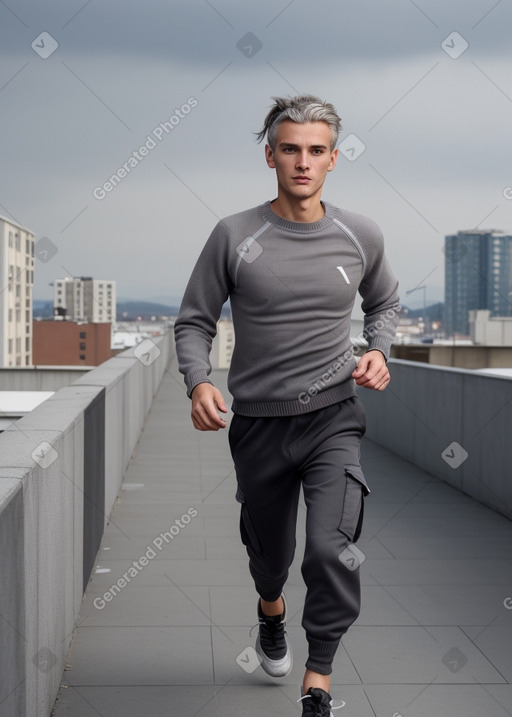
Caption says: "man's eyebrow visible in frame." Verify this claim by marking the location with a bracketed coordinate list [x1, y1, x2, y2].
[278, 142, 328, 150]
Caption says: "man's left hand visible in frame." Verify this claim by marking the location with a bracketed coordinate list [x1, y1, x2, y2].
[352, 350, 390, 391]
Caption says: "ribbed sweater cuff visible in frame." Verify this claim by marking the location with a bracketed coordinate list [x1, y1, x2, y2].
[185, 371, 212, 398]
[367, 336, 393, 361]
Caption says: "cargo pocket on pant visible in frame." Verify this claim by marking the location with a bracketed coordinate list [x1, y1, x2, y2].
[235, 484, 262, 554]
[337, 465, 369, 543]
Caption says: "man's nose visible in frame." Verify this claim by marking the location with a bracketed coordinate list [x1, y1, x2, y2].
[296, 152, 309, 170]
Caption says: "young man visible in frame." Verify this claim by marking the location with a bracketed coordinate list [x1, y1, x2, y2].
[174, 95, 400, 716]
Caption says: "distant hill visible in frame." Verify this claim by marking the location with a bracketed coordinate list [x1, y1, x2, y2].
[117, 301, 180, 320]
[117, 300, 231, 321]
[33, 299, 232, 322]
[402, 302, 444, 321]
[33, 300, 53, 318]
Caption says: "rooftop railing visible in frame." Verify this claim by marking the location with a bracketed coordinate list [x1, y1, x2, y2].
[0, 333, 173, 717]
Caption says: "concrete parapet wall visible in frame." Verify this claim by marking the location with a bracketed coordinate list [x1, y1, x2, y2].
[359, 358, 512, 520]
[0, 332, 173, 717]
[0, 366, 90, 391]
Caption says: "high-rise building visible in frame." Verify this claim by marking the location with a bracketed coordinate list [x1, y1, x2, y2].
[444, 229, 512, 336]
[0, 216, 35, 367]
[53, 277, 116, 323]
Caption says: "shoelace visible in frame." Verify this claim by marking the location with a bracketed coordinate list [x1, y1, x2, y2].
[297, 693, 346, 715]
[259, 616, 285, 644]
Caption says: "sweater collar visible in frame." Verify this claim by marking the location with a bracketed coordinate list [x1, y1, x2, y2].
[260, 200, 334, 233]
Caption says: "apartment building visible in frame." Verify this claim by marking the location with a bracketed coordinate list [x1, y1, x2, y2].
[53, 277, 116, 323]
[0, 216, 35, 367]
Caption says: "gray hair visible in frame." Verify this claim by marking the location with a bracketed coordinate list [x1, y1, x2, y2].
[256, 95, 342, 151]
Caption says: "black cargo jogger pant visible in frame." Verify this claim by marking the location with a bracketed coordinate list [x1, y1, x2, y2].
[228, 396, 369, 676]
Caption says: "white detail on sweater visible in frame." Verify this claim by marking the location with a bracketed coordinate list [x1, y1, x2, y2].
[332, 218, 367, 274]
[336, 266, 350, 284]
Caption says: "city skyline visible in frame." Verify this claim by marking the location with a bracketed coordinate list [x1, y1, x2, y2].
[1, 0, 512, 316]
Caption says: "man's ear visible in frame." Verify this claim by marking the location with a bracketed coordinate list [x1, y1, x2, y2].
[265, 144, 276, 169]
[327, 147, 339, 172]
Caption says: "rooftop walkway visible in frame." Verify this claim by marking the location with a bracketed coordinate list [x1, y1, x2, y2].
[53, 366, 512, 716]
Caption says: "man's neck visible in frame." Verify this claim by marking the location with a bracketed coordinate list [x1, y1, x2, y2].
[270, 195, 325, 223]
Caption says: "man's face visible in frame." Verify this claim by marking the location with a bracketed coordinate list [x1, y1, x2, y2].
[265, 119, 338, 203]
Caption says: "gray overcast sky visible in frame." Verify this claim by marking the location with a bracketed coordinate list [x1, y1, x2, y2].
[1, 0, 512, 311]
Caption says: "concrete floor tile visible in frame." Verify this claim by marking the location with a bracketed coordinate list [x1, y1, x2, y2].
[356, 586, 418, 626]
[97, 533, 207, 560]
[54, 685, 220, 717]
[377, 534, 512, 560]
[205, 536, 251, 561]
[361, 558, 512, 586]
[382, 584, 512, 626]
[64, 627, 214, 686]
[462, 624, 512, 682]
[365, 684, 512, 717]
[152, 559, 254, 587]
[343, 625, 505, 684]
[78, 585, 211, 627]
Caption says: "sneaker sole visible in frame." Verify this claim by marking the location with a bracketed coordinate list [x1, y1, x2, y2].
[255, 634, 293, 678]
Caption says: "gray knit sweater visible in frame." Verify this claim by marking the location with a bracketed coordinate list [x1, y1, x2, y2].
[174, 200, 400, 417]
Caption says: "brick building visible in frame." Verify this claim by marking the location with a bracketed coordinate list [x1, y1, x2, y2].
[33, 321, 112, 366]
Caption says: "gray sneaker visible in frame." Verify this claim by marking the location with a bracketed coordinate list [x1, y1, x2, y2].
[255, 593, 293, 677]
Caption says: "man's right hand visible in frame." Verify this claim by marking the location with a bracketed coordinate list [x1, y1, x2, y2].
[190, 382, 228, 431]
